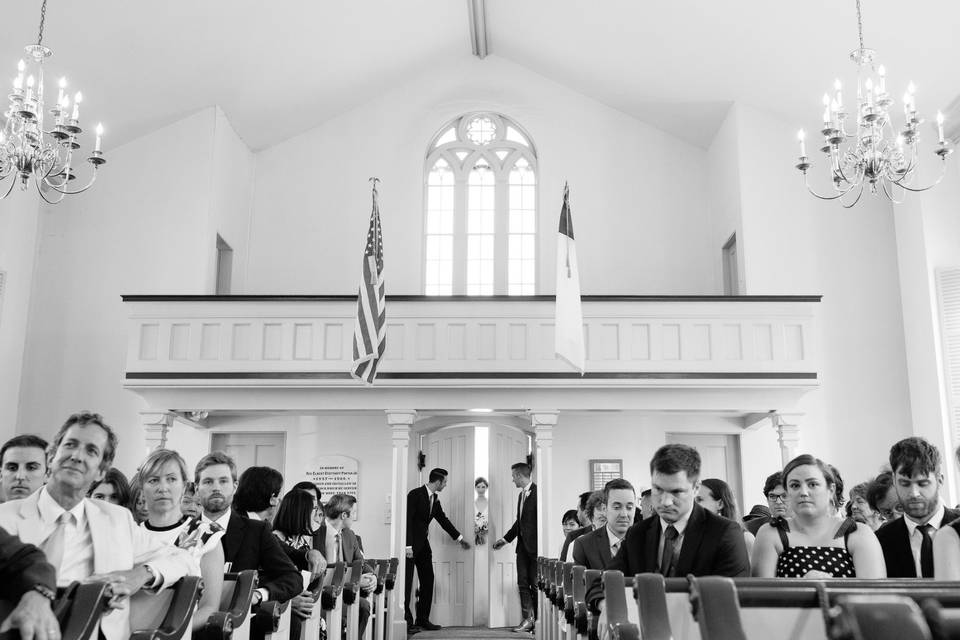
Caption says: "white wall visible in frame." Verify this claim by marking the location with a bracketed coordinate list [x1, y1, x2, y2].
[0, 190, 41, 430]
[707, 105, 742, 293]
[245, 55, 717, 296]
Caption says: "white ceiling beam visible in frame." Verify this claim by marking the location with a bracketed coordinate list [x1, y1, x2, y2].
[467, 0, 488, 59]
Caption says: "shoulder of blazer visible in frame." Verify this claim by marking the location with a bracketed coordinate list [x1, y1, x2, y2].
[875, 516, 906, 542]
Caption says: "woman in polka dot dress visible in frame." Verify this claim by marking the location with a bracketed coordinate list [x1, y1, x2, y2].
[751, 454, 886, 578]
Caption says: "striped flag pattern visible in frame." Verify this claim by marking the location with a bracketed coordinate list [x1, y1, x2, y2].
[352, 181, 386, 385]
[555, 182, 585, 374]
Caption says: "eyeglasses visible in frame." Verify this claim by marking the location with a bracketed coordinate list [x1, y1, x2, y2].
[766, 493, 787, 503]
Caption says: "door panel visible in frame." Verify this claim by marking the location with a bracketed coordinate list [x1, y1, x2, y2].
[422, 426, 474, 626]
[666, 433, 743, 512]
[210, 432, 286, 477]
[487, 424, 529, 628]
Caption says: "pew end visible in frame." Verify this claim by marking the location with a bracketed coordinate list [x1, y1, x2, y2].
[826, 595, 933, 640]
[128, 575, 203, 640]
[218, 570, 257, 640]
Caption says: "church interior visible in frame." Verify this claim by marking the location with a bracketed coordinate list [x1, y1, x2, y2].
[2, 1, 960, 636]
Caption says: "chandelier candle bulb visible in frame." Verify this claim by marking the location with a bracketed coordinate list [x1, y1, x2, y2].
[25, 75, 34, 101]
[56, 77, 65, 106]
[937, 111, 945, 144]
[834, 79, 843, 108]
[94, 124, 102, 152]
[798, 129, 807, 157]
[71, 91, 81, 121]
[877, 65, 886, 93]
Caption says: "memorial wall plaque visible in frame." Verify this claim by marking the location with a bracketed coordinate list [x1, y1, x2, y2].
[301, 455, 360, 519]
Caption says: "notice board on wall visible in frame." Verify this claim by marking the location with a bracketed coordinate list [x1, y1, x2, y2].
[589, 459, 623, 491]
[301, 455, 360, 519]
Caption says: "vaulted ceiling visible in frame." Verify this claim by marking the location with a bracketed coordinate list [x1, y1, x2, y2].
[2, 0, 956, 151]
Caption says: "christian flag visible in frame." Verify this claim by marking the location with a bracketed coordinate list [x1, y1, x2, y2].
[352, 180, 386, 385]
[555, 182, 585, 374]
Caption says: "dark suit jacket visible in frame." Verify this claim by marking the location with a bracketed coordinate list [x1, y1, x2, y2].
[503, 483, 537, 555]
[876, 507, 960, 577]
[587, 503, 749, 605]
[0, 524, 55, 601]
[311, 522, 373, 572]
[221, 512, 302, 602]
[406, 486, 461, 555]
[571, 526, 616, 570]
[560, 524, 593, 562]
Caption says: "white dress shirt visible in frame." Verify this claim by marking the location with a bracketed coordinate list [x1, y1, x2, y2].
[904, 501, 946, 577]
[657, 509, 691, 562]
[605, 525, 624, 558]
[37, 487, 92, 586]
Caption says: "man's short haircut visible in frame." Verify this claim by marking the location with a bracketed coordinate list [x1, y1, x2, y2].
[561, 509, 579, 525]
[603, 478, 635, 503]
[649, 444, 701, 481]
[324, 493, 357, 520]
[292, 480, 322, 504]
[233, 466, 284, 513]
[51, 412, 118, 472]
[1, 435, 49, 466]
[640, 488, 652, 498]
[762, 471, 784, 496]
[866, 470, 895, 511]
[138, 448, 190, 485]
[88, 467, 132, 506]
[577, 491, 592, 510]
[511, 462, 532, 478]
[889, 437, 942, 478]
[585, 490, 606, 520]
[428, 468, 449, 483]
[194, 450, 238, 484]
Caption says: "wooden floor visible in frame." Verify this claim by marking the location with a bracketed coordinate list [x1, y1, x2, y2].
[413, 626, 528, 639]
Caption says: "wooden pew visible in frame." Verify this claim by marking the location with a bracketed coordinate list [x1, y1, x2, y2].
[381, 559, 398, 640]
[0, 581, 110, 640]
[920, 599, 960, 640]
[583, 570, 601, 640]
[321, 563, 347, 640]
[127, 575, 203, 640]
[342, 560, 363, 640]
[292, 569, 324, 640]
[570, 566, 589, 640]
[368, 560, 388, 640]
[218, 570, 258, 640]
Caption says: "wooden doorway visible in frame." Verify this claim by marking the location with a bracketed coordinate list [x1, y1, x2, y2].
[666, 433, 743, 513]
[209, 431, 286, 477]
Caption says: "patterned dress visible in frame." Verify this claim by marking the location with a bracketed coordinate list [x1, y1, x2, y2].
[773, 517, 857, 578]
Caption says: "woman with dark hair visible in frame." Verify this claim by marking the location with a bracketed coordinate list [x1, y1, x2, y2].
[88, 468, 132, 507]
[752, 454, 885, 578]
[233, 466, 284, 522]
[273, 489, 318, 562]
[696, 478, 755, 557]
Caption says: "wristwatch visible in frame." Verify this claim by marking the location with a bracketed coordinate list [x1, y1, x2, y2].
[142, 564, 158, 587]
[32, 584, 57, 602]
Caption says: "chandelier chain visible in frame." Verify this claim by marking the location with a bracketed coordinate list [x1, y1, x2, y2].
[36, 0, 48, 46]
[855, 0, 864, 51]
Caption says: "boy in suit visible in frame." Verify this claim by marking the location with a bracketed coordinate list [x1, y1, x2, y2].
[493, 462, 537, 632]
[876, 437, 960, 577]
[404, 468, 470, 632]
[572, 478, 635, 570]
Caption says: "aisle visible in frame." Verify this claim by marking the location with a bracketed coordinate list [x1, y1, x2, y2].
[412, 626, 529, 639]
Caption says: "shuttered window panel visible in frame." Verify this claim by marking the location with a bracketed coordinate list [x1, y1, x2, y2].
[936, 267, 960, 446]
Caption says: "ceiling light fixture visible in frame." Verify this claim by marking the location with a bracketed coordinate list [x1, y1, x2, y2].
[795, 0, 951, 207]
[0, 0, 106, 204]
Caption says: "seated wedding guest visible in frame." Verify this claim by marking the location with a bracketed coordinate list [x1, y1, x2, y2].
[561, 509, 580, 537]
[849, 482, 884, 530]
[877, 437, 960, 577]
[139, 449, 224, 633]
[272, 489, 327, 577]
[934, 447, 960, 579]
[638, 488, 654, 520]
[128, 471, 150, 524]
[88, 468, 131, 507]
[0, 412, 198, 640]
[292, 481, 323, 529]
[1, 435, 48, 502]
[745, 471, 791, 536]
[572, 479, 635, 570]
[559, 491, 594, 561]
[697, 478, 755, 557]
[234, 466, 284, 523]
[194, 451, 301, 629]
[180, 482, 200, 518]
[867, 470, 904, 522]
[0, 525, 59, 640]
[752, 454, 884, 578]
[588, 445, 748, 609]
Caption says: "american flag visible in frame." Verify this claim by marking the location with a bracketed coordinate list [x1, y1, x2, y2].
[352, 180, 386, 385]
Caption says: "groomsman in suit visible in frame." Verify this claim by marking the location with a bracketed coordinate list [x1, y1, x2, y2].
[405, 468, 470, 633]
[876, 437, 960, 577]
[0, 435, 49, 502]
[493, 462, 538, 632]
[587, 444, 749, 610]
[572, 479, 636, 570]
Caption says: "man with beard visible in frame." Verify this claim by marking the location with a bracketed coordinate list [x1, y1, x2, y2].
[876, 437, 960, 577]
[572, 479, 635, 570]
[194, 451, 301, 637]
[587, 444, 748, 610]
[1, 435, 48, 502]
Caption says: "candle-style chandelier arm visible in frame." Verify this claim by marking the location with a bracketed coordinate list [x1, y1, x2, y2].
[34, 164, 102, 201]
[890, 156, 951, 193]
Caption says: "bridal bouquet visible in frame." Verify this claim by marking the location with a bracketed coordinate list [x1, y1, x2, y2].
[474, 511, 489, 545]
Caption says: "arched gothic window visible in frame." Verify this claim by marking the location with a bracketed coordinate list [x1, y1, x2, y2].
[424, 113, 537, 295]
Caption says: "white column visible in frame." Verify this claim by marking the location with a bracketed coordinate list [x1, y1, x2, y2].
[141, 411, 174, 453]
[386, 410, 416, 640]
[529, 410, 557, 560]
[771, 413, 802, 466]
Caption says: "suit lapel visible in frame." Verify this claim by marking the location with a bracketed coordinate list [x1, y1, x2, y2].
[85, 499, 113, 574]
[223, 512, 246, 562]
[16, 493, 44, 543]
[598, 528, 612, 567]
[643, 517, 660, 572]
[674, 504, 705, 575]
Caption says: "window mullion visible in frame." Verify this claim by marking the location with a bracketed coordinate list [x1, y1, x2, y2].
[453, 172, 468, 295]
[494, 164, 509, 295]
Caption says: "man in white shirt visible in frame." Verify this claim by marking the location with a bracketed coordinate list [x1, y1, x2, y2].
[572, 478, 636, 570]
[876, 437, 960, 577]
[0, 412, 198, 640]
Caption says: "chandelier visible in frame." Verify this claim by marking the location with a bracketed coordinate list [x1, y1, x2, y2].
[0, 0, 105, 204]
[795, 0, 951, 207]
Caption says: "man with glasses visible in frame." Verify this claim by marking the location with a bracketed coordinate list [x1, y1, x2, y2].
[745, 472, 792, 536]
[866, 471, 904, 524]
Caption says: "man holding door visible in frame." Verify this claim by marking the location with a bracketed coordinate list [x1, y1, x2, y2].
[493, 462, 537, 633]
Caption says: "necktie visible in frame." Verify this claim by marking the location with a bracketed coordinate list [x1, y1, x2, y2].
[659, 525, 678, 577]
[429, 493, 435, 516]
[335, 532, 343, 563]
[919, 523, 934, 578]
[519, 490, 526, 519]
[611, 539, 622, 557]
[41, 512, 74, 581]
